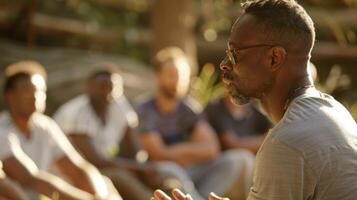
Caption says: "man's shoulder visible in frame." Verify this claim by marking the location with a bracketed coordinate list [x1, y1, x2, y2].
[135, 96, 156, 112]
[0, 111, 11, 126]
[271, 93, 357, 152]
[111, 95, 133, 111]
[54, 94, 89, 119]
[31, 112, 58, 128]
[182, 96, 203, 115]
[0, 111, 13, 137]
[57, 94, 88, 112]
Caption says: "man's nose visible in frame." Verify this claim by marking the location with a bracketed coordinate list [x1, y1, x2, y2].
[220, 56, 232, 71]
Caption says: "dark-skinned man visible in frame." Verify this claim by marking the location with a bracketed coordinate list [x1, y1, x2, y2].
[54, 65, 155, 200]
[151, 0, 357, 199]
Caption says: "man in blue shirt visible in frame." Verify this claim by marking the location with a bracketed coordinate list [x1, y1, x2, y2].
[136, 47, 255, 200]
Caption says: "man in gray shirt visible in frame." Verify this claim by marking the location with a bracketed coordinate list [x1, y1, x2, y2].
[151, 0, 357, 199]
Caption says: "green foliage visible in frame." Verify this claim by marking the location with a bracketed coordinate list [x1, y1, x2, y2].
[190, 63, 224, 107]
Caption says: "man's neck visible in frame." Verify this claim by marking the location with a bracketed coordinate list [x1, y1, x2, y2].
[10, 110, 31, 138]
[261, 76, 313, 124]
[89, 99, 107, 124]
[155, 92, 178, 115]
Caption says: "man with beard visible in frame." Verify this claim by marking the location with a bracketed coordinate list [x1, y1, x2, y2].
[151, 0, 357, 200]
[136, 47, 255, 200]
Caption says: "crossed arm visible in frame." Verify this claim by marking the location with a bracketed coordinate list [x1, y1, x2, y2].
[66, 129, 152, 173]
[139, 120, 220, 166]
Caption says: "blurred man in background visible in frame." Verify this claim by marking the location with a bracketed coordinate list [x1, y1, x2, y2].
[136, 47, 255, 200]
[54, 65, 155, 200]
[0, 61, 121, 200]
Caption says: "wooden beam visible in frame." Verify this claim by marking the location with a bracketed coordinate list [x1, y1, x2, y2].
[309, 8, 357, 27]
[312, 41, 357, 60]
[31, 13, 121, 44]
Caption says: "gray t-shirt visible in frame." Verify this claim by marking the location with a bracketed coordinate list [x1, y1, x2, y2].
[248, 91, 357, 200]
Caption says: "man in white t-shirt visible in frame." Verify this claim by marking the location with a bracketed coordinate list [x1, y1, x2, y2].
[54, 66, 154, 200]
[0, 61, 121, 200]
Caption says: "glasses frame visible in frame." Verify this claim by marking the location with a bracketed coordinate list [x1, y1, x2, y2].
[226, 44, 276, 65]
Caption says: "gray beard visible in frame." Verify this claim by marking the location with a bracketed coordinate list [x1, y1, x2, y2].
[230, 92, 250, 105]
[230, 76, 273, 106]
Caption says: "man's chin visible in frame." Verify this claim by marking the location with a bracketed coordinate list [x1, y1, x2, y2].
[162, 91, 178, 100]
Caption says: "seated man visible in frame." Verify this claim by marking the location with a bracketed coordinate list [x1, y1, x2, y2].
[152, 0, 357, 199]
[205, 91, 271, 153]
[0, 161, 28, 200]
[136, 47, 255, 200]
[54, 65, 155, 200]
[0, 61, 121, 200]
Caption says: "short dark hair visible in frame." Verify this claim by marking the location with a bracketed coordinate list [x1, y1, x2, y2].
[4, 72, 31, 94]
[88, 64, 120, 80]
[241, 0, 315, 52]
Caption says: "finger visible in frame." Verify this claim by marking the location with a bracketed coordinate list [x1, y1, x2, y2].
[172, 189, 193, 200]
[186, 194, 193, 200]
[209, 192, 230, 200]
[154, 189, 172, 200]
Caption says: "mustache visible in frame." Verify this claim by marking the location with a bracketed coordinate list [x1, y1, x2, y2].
[221, 72, 234, 83]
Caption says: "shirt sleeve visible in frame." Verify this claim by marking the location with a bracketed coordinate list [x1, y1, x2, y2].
[53, 104, 90, 136]
[53, 105, 76, 134]
[116, 95, 138, 128]
[247, 137, 316, 200]
[0, 132, 39, 172]
[135, 107, 157, 135]
[0, 132, 15, 161]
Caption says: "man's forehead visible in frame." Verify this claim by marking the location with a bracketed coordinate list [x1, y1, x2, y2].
[228, 14, 263, 47]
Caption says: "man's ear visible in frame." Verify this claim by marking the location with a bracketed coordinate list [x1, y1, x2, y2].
[270, 47, 287, 71]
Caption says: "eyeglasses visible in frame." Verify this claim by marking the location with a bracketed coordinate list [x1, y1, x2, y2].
[226, 44, 276, 65]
